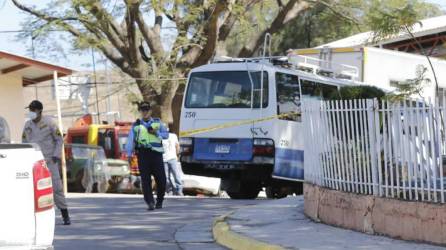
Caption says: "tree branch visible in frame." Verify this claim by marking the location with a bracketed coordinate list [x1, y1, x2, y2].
[11, 0, 130, 74]
[238, 0, 310, 57]
[134, 5, 164, 57]
[178, 0, 229, 67]
[73, 1, 128, 51]
[218, 0, 261, 42]
[73, 4, 129, 61]
[307, 0, 361, 29]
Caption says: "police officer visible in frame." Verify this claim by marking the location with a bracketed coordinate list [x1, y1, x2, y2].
[126, 101, 169, 210]
[22, 100, 71, 225]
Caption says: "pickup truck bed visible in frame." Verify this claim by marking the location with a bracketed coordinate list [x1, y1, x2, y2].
[0, 144, 55, 250]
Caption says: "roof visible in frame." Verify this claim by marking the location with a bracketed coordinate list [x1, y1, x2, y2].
[318, 15, 446, 48]
[0, 50, 75, 86]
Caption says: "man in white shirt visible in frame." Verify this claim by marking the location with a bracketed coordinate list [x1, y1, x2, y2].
[163, 127, 183, 196]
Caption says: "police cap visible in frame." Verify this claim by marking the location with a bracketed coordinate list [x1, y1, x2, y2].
[27, 100, 43, 110]
[138, 101, 151, 111]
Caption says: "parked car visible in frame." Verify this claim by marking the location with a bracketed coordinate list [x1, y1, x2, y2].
[0, 116, 55, 249]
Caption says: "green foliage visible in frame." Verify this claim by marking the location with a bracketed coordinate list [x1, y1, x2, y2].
[330, 85, 386, 101]
[257, 0, 443, 54]
[366, 0, 443, 40]
[272, 0, 364, 52]
[386, 65, 431, 101]
[225, 0, 278, 56]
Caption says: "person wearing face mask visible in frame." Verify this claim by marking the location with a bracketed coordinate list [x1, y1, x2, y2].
[22, 100, 71, 225]
[126, 101, 169, 210]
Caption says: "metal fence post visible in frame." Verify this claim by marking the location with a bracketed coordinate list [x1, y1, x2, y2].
[366, 99, 379, 196]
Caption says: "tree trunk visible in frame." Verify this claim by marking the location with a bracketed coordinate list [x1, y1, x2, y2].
[136, 78, 180, 129]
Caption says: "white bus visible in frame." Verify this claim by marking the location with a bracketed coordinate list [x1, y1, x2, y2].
[179, 56, 358, 199]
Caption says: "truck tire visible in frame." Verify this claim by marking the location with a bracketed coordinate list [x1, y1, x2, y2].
[227, 182, 260, 199]
[72, 170, 86, 192]
[93, 179, 110, 193]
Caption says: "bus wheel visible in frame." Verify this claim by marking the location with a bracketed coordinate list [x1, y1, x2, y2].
[294, 182, 303, 195]
[227, 182, 260, 199]
[265, 186, 288, 199]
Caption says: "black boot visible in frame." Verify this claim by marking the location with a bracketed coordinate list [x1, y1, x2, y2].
[147, 202, 155, 211]
[155, 200, 163, 209]
[61, 209, 71, 225]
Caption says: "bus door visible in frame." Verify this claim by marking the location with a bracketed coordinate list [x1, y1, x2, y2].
[273, 72, 304, 181]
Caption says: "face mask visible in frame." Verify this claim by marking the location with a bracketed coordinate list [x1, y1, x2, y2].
[28, 111, 38, 120]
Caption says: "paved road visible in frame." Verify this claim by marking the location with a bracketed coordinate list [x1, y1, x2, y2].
[54, 193, 262, 250]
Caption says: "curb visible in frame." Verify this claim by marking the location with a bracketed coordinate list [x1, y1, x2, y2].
[212, 212, 286, 250]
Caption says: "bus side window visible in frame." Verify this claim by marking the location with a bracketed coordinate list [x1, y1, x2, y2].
[276, 72, 301, 122]
[301, 80, 322, 100]
[321, 84, 339, 99]
[301, 80, 339, 100]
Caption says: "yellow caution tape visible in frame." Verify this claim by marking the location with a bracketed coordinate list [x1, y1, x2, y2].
[179, 112, 298, 137]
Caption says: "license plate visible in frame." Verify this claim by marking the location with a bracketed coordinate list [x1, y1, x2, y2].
[215, 144, 231, 154]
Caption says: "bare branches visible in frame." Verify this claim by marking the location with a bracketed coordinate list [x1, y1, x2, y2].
[238, 0, 310, 57]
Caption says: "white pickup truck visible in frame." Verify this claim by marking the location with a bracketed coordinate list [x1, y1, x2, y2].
[0, 117, 55, 250]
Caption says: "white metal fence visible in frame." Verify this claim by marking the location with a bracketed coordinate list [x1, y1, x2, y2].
[303, 98, 446, 203]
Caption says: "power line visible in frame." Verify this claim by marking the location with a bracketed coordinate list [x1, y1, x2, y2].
[23, 77, 187, 88]
[0, 26, 178, 34]
[45, 83, 133, 113]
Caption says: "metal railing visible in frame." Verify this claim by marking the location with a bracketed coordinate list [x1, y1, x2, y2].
[303, 98, 446, 203]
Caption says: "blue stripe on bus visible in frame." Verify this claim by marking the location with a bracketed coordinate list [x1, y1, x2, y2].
[274, 148, 304, 180]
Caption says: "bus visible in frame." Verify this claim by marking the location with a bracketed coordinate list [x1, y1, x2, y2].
[179, 55, 359, 199]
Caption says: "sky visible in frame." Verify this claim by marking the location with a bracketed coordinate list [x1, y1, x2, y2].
[0, 0, 445, 72]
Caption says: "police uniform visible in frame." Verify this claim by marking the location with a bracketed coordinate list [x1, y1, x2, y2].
[126, 118, 168, 209]
[22, 116, 68, 210]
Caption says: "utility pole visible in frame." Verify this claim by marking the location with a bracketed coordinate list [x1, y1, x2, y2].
[31, 35, 38, 99]
[53, 71, 68, 194]
[91, 48, 101, 123]
[104, 56, 112, 123]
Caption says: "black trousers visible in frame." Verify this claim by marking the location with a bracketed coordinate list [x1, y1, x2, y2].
[136, 149, 166, 205]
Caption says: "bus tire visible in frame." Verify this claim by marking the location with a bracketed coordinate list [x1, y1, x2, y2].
[227, 182, 260, 199]
[265, 186, 288, 199]
[294, 182, 303, 195]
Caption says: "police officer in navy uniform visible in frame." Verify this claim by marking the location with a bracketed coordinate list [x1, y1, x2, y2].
[126, 102, 169, 210]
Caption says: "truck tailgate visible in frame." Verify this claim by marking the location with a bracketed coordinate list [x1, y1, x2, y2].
[0, 144, 39, 247]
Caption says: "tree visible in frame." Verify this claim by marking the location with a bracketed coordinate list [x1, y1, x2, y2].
[366, 0, 442, 96]
[12, 0, 316, 125]
[263, 0, 441, 54]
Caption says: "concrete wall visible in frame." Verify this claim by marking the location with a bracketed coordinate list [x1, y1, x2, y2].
[304, 183, 446, 246]
[0, 74, 25, 142]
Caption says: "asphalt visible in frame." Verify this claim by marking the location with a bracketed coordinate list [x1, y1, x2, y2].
[54, 193, 262, 250]
[226, 196, 446, 250]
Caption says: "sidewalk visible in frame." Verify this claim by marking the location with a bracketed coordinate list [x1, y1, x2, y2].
[224, 197, 444, 250]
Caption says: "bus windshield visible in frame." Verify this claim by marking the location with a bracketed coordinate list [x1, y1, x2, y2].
[185, 71, 268, 109]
